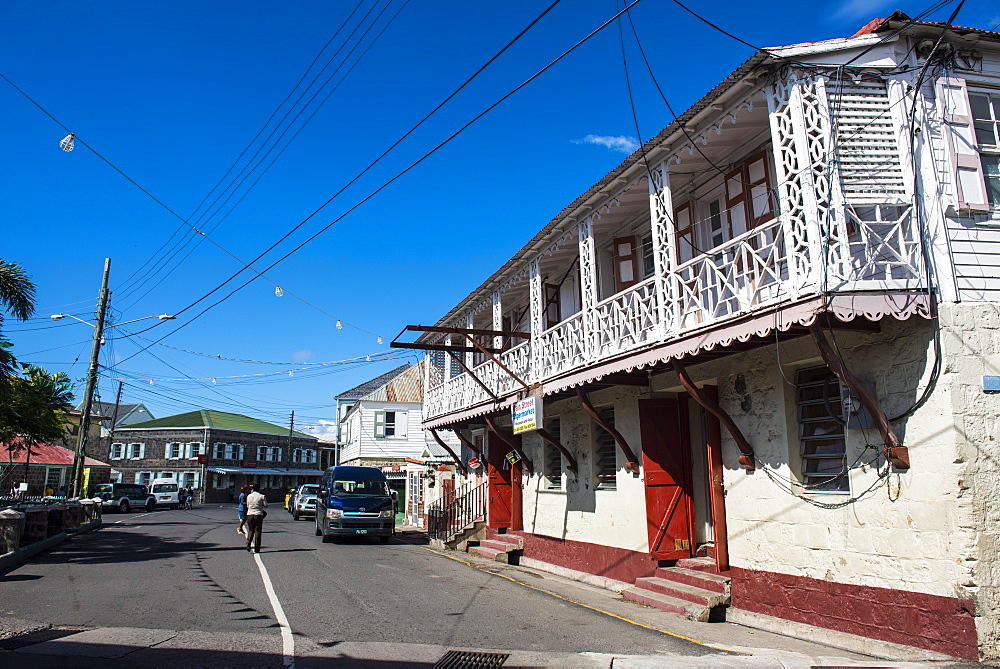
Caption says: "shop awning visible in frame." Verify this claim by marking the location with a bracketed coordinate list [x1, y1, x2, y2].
[206, 467, 323, 476]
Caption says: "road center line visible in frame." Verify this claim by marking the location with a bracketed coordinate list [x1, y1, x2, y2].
[253, 552, 295, 668]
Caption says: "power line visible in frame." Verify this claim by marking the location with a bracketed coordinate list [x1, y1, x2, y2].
[114, 0, 639, 365]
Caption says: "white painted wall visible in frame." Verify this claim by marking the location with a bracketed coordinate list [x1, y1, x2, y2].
[339, 400, 431, 463]
[517, 385, 649, 553]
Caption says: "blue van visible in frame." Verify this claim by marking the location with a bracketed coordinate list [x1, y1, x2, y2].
[314, 466, 394, 543]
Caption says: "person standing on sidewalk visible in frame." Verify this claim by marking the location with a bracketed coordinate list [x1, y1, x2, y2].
[244, 484, 268, 553]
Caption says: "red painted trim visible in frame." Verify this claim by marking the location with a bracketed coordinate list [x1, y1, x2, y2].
[492, 529, 656, 584]
[731, 567, 978, 660]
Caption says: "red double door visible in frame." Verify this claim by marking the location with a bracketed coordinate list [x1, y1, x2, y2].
[487, 433, 522, 531]
[639, 398, 695, 561]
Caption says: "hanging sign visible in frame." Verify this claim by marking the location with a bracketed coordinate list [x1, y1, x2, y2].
[468, 456, 482, 469]
[511, 397, 542, 434]
[505, 451, 521, 465]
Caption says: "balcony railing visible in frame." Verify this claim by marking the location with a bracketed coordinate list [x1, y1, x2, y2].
[426, 212, 925, 419]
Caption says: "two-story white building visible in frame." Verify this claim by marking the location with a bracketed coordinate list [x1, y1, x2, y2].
[398, 12, 1000, 662]
[337, 362, 464, 514]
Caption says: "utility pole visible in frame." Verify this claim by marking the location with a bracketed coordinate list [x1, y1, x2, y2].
[70, 258, 111, 498]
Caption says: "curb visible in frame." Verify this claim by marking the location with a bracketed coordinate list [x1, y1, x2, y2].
[0, 518, 102, 574]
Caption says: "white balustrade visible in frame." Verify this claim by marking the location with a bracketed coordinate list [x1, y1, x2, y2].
[425, 206, 925, 420]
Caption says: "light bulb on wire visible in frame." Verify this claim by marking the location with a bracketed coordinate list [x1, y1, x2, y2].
[59, 133, 75, 152]
[336, 320, 342, 329]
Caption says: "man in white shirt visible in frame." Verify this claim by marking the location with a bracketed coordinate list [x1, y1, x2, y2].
[244, 484, 268, 553]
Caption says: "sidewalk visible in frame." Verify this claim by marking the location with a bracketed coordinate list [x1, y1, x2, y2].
[397, 525, 972, 666]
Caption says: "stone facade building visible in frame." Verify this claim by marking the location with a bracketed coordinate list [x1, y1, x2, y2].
[405, 13, 1000, 662]
[104, 409, 321, 502]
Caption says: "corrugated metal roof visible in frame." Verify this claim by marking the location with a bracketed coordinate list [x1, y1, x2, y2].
[335, 364, 413, 399]
[361, 361, 424, 403]
[120, 409, 315, 439]
[0, 438, 109, 467]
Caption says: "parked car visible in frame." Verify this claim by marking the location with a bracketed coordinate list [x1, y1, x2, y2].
[315, 466, 394, 543]
[148, 479, 181, 510]
[91, 482, 154, 513]
[292, 484, 320, 521]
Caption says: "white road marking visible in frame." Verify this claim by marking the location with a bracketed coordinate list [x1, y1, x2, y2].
[113, 512, 153, 524]
[253, 552, 295, 668]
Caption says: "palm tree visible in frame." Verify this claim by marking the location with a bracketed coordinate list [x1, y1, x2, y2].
[0, 259, 36, 382]
[0, 366, 75, 495]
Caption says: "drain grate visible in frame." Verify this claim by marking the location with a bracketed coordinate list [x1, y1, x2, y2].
[0, 628, 87, 650]
[433, 650, 510, 668]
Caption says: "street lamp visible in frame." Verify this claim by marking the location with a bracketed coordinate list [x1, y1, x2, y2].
[53, 270, 175, 498]
[51, 313, 175, 326]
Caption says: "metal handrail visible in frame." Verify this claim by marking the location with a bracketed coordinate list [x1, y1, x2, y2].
[426, 481, 487, 542]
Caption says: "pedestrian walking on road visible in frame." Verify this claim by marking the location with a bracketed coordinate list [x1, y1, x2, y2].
[227, 485, 236, 503]
[244, 484, 268, 553]
[236, 485, 249, 535]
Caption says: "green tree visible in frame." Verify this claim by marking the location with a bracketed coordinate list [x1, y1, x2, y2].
[0, 259, 37, 383]
[0, 366, 75, 494]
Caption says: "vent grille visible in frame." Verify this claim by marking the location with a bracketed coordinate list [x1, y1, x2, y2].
[433, 650, 510, 668]
[828, 77, 907, 202]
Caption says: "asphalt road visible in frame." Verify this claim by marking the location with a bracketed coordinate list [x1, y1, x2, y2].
[0, 505, 725, 666]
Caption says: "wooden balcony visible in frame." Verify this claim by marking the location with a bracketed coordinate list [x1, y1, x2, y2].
[425, 206, 927, 423]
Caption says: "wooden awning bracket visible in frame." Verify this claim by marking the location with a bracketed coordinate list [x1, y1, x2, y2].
[576, 389, 641, 474]
[446, 351, 500, 401]
[429, 429, 468, 476]
[390, 324, 530, 354]
[810, 324, 909, 469]
[672, 358, 756, 471]
[535, 427, 578, 474]
[450, 429, 482, 458]
[460, 333, 531, 391]
[485, 417, 534, 474]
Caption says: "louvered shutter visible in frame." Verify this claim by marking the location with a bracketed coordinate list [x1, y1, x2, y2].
[374, 411, 386, 438]
[613, 237, 639, 293]
[743, 151, 775, 227]
[397, 412, 408, 438]
[936, 77, 990, 211]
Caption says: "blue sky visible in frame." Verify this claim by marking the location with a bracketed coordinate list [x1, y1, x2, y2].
[2, 0, 995, 434]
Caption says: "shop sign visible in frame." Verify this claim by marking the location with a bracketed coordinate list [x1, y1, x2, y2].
[511, 397, 542, 434]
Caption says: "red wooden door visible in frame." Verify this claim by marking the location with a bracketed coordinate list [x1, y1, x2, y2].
[487, 437, 512, 529]
[639, 398, 695, 560]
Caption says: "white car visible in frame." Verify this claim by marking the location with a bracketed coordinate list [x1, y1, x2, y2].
[292, 484, 321, 521]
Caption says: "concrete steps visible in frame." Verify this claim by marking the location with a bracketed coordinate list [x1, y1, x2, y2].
[624, 556, 731, 622]
[466, 532, 523, 564]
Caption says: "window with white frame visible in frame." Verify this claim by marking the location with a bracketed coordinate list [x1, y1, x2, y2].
[180, 471, 198, 488]
[593, 406, 618, 490]
[544, 418, 563, 490]
[46, 468, 65, 489]
[135, 471, 153, 486]
[796, 366, 849, 492]
[374, 411, 406, 438]
[110, 443, 125, 460]
[293, 448, 317, 464]
[225, 443, 244, 460]
[166, 442, 183, 459]
[185, 442, 205, 459]
[110, 470, 122, 483]
[971, 90, 1000, 208]
[158, 471, 175, 479]
[127, 443, 146, 460]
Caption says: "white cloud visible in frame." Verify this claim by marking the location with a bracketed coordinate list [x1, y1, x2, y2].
[573, 134, 639, 154]
[291, 349, 315, 362]
[301, 419, 337, 435]
[831, 0, 893, 23]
